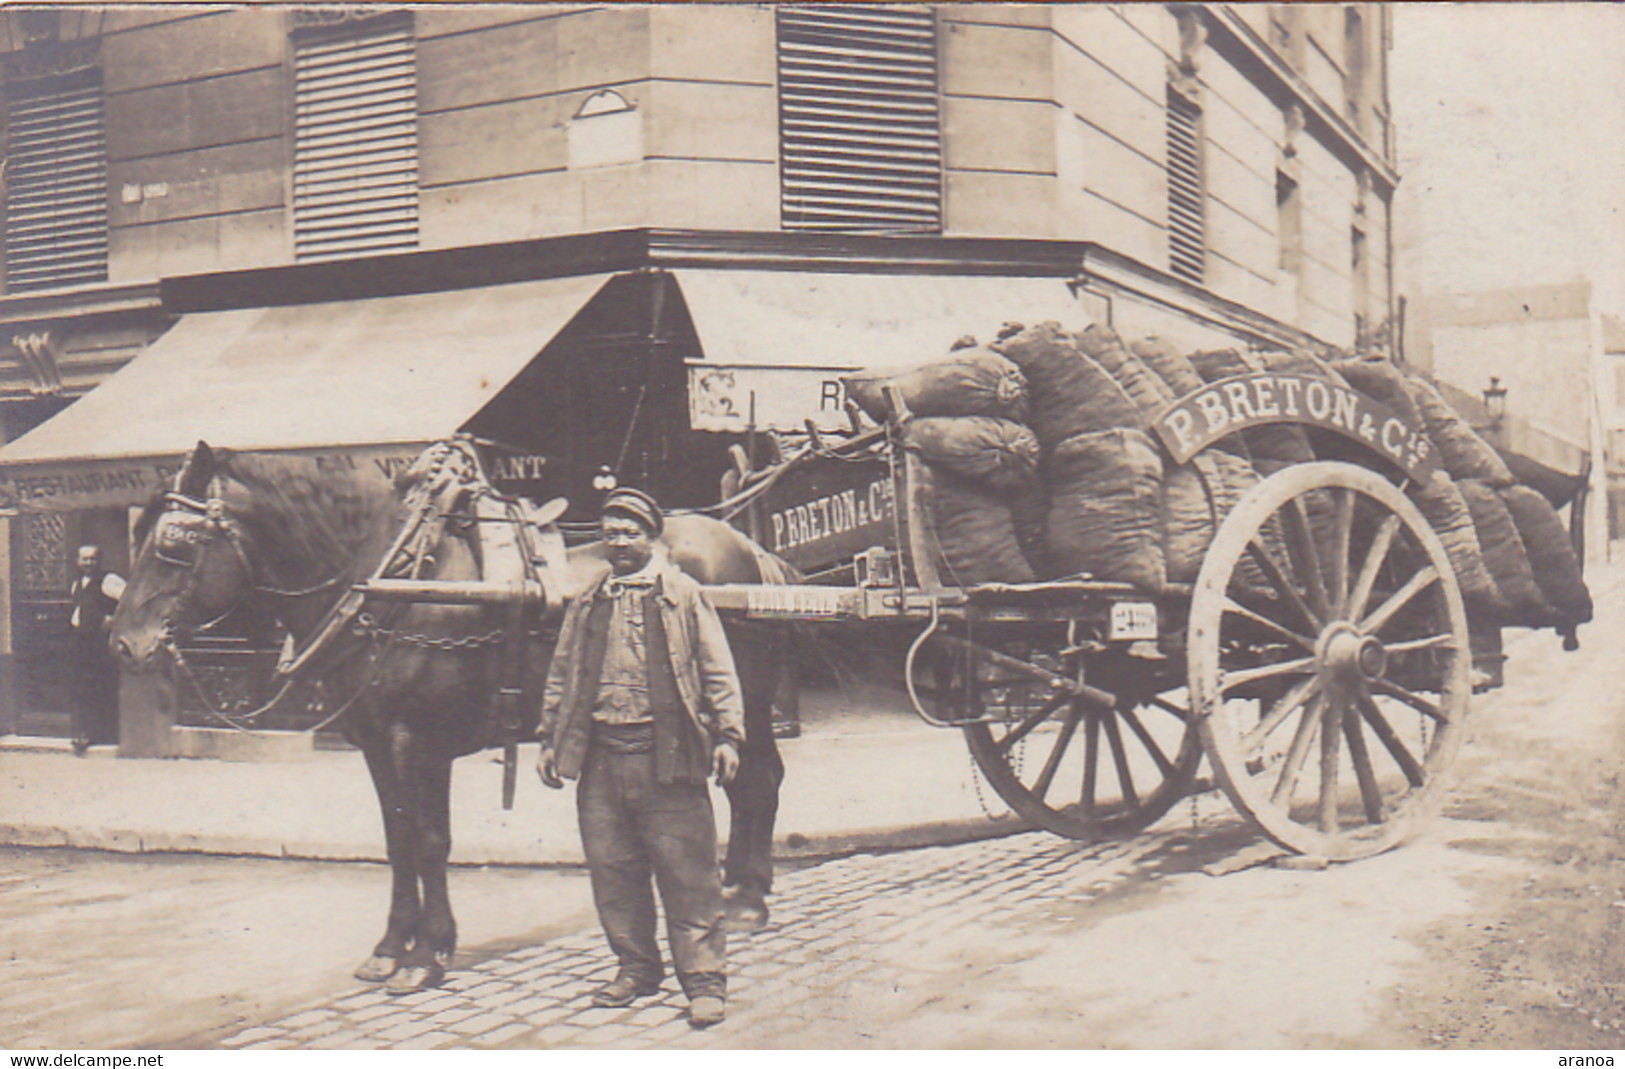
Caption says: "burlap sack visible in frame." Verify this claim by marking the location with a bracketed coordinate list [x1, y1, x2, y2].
[843, 347, 1028, 424]
[1403, 377, 1516, 488]
[1161, 451, 1263, 584]
[923, 463, 1036, 586]
[902, 416, 1039, 494]
[991, 322, 1143, 444]
[1457, 478, 1554, 627]
[1498, 484, 1592, 626]
[1409, 470, 1509, 624]
[1045, 428, 1166, 591]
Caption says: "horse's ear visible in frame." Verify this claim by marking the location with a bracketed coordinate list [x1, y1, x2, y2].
[175, 441, 216, 499]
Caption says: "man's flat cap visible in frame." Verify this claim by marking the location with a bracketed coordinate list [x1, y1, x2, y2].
[602, 487, 664, 535]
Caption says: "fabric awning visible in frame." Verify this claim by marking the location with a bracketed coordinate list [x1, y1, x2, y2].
[673, 269, 1090, 433]
[672, 269, 1091, 370]
[0, 273, 610, 513]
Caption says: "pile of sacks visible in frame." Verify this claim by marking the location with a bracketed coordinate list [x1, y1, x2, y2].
[841, 323, 1592, 636]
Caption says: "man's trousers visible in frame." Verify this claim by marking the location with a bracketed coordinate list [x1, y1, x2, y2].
[577, 743, 726, 998]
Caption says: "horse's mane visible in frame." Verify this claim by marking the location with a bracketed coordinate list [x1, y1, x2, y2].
[216, 450, 402, 574]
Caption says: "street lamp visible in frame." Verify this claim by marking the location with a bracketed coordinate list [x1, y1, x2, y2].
[1483, 376, 1508, 435]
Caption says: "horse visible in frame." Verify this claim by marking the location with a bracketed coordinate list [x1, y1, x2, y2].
[110, 440, 794, 993]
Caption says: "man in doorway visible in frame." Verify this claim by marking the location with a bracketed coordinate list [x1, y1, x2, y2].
[67, 545, 125, 755]
[536, 488, 744, 1028]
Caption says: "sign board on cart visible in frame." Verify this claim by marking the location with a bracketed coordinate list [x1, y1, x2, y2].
[1153, 372, 1439, 481]
[751, 453, 896, 577]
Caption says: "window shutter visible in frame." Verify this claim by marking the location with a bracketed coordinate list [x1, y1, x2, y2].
[5, 78, 108, 292]
[1166, 89, 1205, 285]
[293, 17, 418, 262]
[777, 5, 942, 234]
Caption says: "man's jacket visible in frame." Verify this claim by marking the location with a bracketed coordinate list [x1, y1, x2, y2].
[540, 557, 746, 784]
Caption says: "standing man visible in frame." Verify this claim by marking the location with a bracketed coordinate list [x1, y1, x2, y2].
[536, 488, 744, 1028]
[67, 544, 125, 755]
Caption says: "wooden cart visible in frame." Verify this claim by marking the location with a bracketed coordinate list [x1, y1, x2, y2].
[704, 372, 1470, 861]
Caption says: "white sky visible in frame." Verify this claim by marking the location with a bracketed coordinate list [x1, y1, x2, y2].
[1391, 3, 1625, 314]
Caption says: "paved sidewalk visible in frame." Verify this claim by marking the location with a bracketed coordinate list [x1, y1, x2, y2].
[0, 683, 1023, 865]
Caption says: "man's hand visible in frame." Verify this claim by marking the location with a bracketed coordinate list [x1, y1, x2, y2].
[713, 740, 740, 786]
[536, 745, 562, 789]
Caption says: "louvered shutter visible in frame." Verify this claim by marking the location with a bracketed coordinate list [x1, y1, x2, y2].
[777, 6, 942, 234]
[1166, 89, 1205, 285]
[5, 78, 108, 292]
[293, 17, 418, 262]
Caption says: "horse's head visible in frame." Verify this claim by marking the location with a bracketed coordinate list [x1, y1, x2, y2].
[112, 442, 259, 672]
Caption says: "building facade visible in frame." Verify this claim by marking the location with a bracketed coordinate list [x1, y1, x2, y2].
[0, 3, 1396, 748]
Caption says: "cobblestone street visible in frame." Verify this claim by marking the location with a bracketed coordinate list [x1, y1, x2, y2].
[210, 826, 1210, 1050]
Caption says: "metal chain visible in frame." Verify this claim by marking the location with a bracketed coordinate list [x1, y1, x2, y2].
[353, 612, 506, 651]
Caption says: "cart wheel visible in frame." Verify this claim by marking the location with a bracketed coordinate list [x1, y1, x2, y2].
[1189, 461, 1470, 860]
[963, 661, 1201, 840]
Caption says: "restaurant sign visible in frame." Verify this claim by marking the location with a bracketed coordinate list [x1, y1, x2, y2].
[1153, 372, 1439, 481]
[0, 443, 427, 515]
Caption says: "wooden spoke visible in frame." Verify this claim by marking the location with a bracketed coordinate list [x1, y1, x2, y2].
[1282, 497, 1333, 622]
[1271, 694, 1325, 806]
[1120, 706, 1176, 777]
[1328, 488, 1354, 618]
[1242, 676, 1323, 755]
[1360, 565, 1439, 637]
[994, 689, 1073, 756]
[1149, 695, 1191, 722]
[1223, 597, 1317, 652]
[1318, 695, 1343, 834]
[1030, 703, 1085, 802]
[1354, 688, 1426, 788]
[1370, 678, 1449, 724]
[1221, 655, 1317, 692]
[1382, 633, 1456, 655]
[1245, 539, 1324, 634]
[1342, 704, 1386, 824]
[1101, 711, 1139, 809]
[1346, 514, 1402, 624]
[1081, 711, 1101, 814]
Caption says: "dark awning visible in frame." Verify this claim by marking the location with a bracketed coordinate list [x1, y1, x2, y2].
[0, 273, 611, 513]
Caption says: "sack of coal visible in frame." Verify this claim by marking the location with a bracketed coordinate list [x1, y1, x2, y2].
[1334, 356, 1427, 430]
[1007, 480, 1053, 580]
[843, 347, 1028, 424]
[1045, 427, 1166, 591]
[990, 321, 1144, 444]
[902, 416, 1039, 494]
[1498, 484, 1592, 626]
[1403, 377, 1516, 488]
[1162, 451, 1261, 584]
[1188, 348, 1257, 383]
[1456, 478, 1554, 627]
[1073, 324, 1176, 419]
[1409, 470, 1508, 624]
[923, 463, 1035, 585]
[1129, 335, 1205, 397]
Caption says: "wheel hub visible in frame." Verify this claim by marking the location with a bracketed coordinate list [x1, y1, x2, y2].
[1317, 622, 1386, 687]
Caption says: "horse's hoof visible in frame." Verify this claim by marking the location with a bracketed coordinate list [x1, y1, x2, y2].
[355, 955, 400, 983]
[385, 962, 445, 995]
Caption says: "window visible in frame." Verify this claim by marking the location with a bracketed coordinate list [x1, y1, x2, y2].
[1276, 170, 1301, 272]
[4, 72, 108, 292]
[292, 14, 418, 261]
[776, 5, 942, 233]
[1166, 88, 1205, 285]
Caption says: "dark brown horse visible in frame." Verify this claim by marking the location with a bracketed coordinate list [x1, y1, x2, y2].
[111, 441, 792, 993]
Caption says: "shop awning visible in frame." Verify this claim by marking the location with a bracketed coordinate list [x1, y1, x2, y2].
[673, 269, 1090, 369]
[0, 273, 610, 513]
[674, 269, 1089, 433]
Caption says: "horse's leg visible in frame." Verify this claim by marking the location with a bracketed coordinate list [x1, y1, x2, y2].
[387, 750, 456, 993]
[356, 731, 420, 982]
[722, 629, 787, 931]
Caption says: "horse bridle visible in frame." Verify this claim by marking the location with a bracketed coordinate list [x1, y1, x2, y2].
[153, 482, 343, 640]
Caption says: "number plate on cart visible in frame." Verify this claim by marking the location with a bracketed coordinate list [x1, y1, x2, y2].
[1108, 601, 1158, 641]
